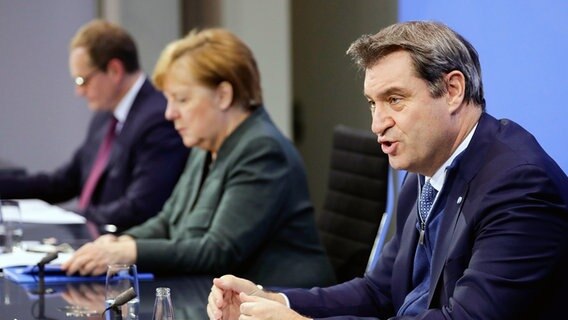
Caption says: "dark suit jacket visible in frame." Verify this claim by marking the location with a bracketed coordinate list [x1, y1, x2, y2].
[284, 113, 568, 319]
[125, 107, 336, 288]
[0, 80, 189, 232]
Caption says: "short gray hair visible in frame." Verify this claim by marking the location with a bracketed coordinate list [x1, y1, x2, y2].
[347, 21, 485, 110]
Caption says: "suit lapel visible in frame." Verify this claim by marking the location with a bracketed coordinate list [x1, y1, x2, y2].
[427, 177, 469, 306]
[399, 201, 420, 292]
[87, 113, 119, 180]
[391, 173, 420, 304]
[171, 150, 207, 223]
[104, 79, 150, 171]
[426, 113, 498, 306]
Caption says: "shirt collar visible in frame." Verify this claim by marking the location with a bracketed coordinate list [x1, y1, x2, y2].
[427, 122, 478, 191]
[113, 74, 145, 130]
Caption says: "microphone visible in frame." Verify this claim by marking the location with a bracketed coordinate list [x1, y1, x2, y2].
[109, 287, 137, 308]
[37, 251, 59, 266]
[32, 252, 59, 295]
[103, 287, 137, 320]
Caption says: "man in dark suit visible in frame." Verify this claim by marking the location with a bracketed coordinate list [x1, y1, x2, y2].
[207, 21, 568, 319]
[0, 20, 189, 234]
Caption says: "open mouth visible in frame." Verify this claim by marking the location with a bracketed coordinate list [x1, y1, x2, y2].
[380, 140, 397, 155]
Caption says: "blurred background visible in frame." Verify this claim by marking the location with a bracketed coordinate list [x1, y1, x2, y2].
[0, 0, 566, 211]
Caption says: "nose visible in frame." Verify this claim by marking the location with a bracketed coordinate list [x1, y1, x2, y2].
[370, 105, 394, 137]
[164, 101, 178, 121]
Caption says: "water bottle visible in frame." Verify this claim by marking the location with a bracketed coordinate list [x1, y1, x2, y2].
[152, 287, 174, 320]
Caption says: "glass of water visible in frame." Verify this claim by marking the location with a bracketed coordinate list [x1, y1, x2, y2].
[105, 264, 140, 320]
[0, 199, 23, 253]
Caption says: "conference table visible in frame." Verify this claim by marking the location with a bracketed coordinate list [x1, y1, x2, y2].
[0, 220, 211, 319]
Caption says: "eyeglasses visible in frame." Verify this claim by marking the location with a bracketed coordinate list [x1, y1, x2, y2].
[74, 69, 100, 87]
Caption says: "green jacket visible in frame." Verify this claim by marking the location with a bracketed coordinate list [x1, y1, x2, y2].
[125, 107, 335, 288]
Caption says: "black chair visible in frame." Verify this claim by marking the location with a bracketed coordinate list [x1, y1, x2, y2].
[0, 158, 26, 178]
[317, 125, 390, 283]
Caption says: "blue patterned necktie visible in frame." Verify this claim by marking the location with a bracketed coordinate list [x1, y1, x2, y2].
[418, 180, 437, 222]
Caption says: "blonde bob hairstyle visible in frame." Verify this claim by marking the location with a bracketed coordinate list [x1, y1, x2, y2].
[153, 28, 263, 111]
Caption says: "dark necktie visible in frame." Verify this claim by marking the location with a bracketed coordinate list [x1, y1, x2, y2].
[418, 180, 437, 223]
[78, 117, 118, 210]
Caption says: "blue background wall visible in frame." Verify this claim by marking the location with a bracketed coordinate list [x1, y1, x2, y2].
[399, 0, 568, 173]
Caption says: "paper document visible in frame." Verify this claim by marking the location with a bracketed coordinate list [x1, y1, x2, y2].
[0, 251, 71, 269]
[17, 199, 86, 224]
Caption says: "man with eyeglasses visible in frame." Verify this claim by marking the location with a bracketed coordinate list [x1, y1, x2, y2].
[0, 20, 189, 234]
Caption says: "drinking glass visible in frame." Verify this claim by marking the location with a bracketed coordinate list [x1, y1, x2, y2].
[0, 199, 23, 253]
[105, 264, 140, 320]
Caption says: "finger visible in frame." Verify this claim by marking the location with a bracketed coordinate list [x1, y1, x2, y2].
[64, 256, 84, 275]
[239, 292, 262, 303]
[213, 276, 230, 289]
[215, 275, 257, 295]
[239, 299, 256, 316]
[62, 245, 90, 270]
[61, 262, 71, 272]
[206, 302, 214, 319]
[206, 301, 222, 320]
[208, 285, 229, 320]
[79, 257, 103, 276]
[60, 258, 70, 270]
[215, 275, 245, 290]
[78, 259, 95, 276]
[64, 245, 93, 274]
[208, 290, 220, 308]
[210, 285, 225, 308]
[93, 263, 108, 276]
[208, 291, 222, 314]
[239, 292, 251, 302]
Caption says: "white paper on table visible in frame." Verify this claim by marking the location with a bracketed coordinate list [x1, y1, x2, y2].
[15, 199, 86, 224]
[0, 251, 71, 269]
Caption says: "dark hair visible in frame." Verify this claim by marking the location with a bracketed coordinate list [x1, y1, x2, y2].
[347, 21, 485, 110]
[70, 19, 140, 73]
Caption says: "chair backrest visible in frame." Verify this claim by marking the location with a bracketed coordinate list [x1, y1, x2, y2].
[317, 125, 389, 282]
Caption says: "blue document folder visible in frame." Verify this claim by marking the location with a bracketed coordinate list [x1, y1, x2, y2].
[3, 264, 154, 284]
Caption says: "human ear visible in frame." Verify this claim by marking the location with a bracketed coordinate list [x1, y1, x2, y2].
[445, 70, 465, 113]
[216, 81, 234, 111]
[106, 58, 125, 80]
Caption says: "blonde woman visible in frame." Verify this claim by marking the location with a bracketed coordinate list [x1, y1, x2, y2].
[63, 28, 335, 289]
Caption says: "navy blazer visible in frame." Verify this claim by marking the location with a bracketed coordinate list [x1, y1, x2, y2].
[0, 80, 189, 232]
[284, 113, 568, 319]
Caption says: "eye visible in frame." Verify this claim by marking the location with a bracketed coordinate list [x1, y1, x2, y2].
[388, 96, 401, 105]
[175, 96, 188, 104]
[367, 100, 376, 113]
